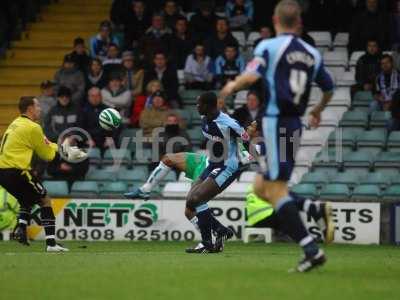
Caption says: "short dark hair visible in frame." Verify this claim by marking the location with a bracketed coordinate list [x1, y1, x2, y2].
[57, 86, 72, 97]
[73, 37, 85, 46]
[199, 92, 217, 108]
[19, 96, 36, 114]
[154, 51, 167, 59]
[381, 54, 393, 63]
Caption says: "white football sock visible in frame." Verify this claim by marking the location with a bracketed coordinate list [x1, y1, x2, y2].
[141, 161, 171, 193]
[189, 216, 200, 233]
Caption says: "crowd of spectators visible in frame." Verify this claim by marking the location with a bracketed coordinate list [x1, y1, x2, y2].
[6, 0, 400, 183]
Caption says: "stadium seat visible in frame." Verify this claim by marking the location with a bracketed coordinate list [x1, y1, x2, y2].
[336, 71, 356, 87]
[330, 170, 367, 188]
[333, 32, 349, 47]
[119, 128, 138, 150]
[308, 31, 332, 48]
[246, 31, 261, 46]
[319, 184, 350, 200]
[339, 111, 368, 128]
[175, 109, 192, 128]
[349, 51, 365, 67]
[133, 148, 153, 163]
[323, 50, 348, 67]
[353, 91, 374, 109]
[352, 184, 381, 200]
[70, 181, 99, 197]
[181, 90, 201, 105]
[86, 168, 117, 182]
[360, 172, 391, 188]
[331, 87, 351, 107]
[327, 128, 361, 151]
[239, 171, 256, 182]
[162, 182, 191, 198]
[382, 184, 400, 200]
[102, 149, 131, 166]
[370, 111, 391, 128]
[312, 148, 342, 171]
[43, 180, 69, 197]
[300, 171, 331, 188]
[356, 129, 387, 155]
[87, 147, 101, 166]
[291, 183, 317, 198]
[187, 128, 204, 145]
[232, 31, 246, 47]
[374, 151, 400, 171]
[117, 166, 148, 183]
[387, 131, 400, 152]
[100, 182, 128, 197]
[343, 150, 374, 171]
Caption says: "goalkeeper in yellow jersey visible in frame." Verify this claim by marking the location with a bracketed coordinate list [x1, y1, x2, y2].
[0, 96, 86, 252]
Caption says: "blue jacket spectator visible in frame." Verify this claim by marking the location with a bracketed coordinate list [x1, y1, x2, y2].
[89, 21, 119, 60]
[225, 0, 254, 30]
[214, 45, 245, 88]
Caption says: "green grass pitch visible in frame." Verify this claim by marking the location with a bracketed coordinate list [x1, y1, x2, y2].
[0, 241, 399, 300]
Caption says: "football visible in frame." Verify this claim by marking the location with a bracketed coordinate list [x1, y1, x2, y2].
[99, 108, 122, 130]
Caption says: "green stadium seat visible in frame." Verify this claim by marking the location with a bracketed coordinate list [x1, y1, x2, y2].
[356, 129, 387, 155]
[330, 170, 367, 188]
[70, 181, 99, 197]
[374, 151, 400, 171]
[339, 111, 368, 128]
[343, 150, 374, 171]
[352, 184, 381, 200]
[352, 91, 373, 108]
[327, 128, 358, 151]
[291, 183, 317, 198]
[174, 109, 192, 127]
[312, 149, 341, 170]
[181, 90, 201, 105]
[99, 182, 128, 197]
[43, 180, 69, 197]
[119, 128, 138, 150]
[382, 184, 400, 200]
[133, 148, 153, 163]
[387, 131, 400, 152]
[102, 149, 132, 166]
[86, 168, 117, 182]
[187, 127, 204, 145]
[370, 111, 391, 128]
[300, 171, 332, 188]
[360, 172, 390, 188]
[87, 147, 101, 166]
[319, 184, 350, 200]
[187, 107, 202, 125]
[117, 166, 149, 183]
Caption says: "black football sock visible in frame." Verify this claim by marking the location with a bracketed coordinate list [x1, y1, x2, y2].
[196, 208, 214, 248]
[41, 206, 56, 247]
[275, 196, 319, 258]
[17, 207, 30, 229]
[290, 192, 321, 222]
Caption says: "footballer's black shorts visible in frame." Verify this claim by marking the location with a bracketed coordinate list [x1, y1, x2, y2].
[0, 168, 46, 208]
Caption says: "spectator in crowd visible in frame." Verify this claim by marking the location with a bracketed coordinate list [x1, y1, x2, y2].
[162, 0, 185, 29]
[214, 44, 245, 88]
[69, 37, 91, 74]
[101, 74, 132, 123]
[231, 90, 263, 135]
[85, 58, 108, 92]
[123, 0, 152, 49]
[54, 54, 85, 105]
[389, 89, 400, 131]
[393, 44, 400, 70]
[169, 16, 195, 69]
[158, 113, 191, 158]
[143, 51, 181, 108]
[81, 87, 115, 152]
[253, 25, 273, 48]
[130, 80, 163, 127]
[37, 80, 56, 124]
[44, 86, 80, 142]
[225, 0, 254, 33]
[47, 154, 89, 188]
[89, 20, 119, 60]
[139, 13, 173, 65]
[122, 51, 144, 97]
[371, 54, 400, 112]
[205, 17, 239, 59]
[139, 91, 171, 140]
[349, 0, 391, 53]
[392, 0, 400, 47]
[355, 39, 382, 94]
[102, 43, 123, 77]
[189, 1, 217, 42]
[184, 43, 213, 90]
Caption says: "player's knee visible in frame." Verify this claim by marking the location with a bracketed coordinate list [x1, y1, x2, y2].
[40, 196, 51, 207]
[161, 154, 173, 168]
[186, 192, 201, 210]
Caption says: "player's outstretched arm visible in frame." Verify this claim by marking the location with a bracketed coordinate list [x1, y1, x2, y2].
[219, 73, 260, 102]
[31, 125, 58, 162]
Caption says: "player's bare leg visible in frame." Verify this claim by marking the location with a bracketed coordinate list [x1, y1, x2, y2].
[124, 152, 186, 200]
[185, 178, 232, 253]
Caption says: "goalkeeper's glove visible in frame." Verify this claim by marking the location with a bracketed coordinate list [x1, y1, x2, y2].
[61, 139, 87, 161]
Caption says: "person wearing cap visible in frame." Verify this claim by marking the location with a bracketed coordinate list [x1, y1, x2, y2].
[101, 74, 132, 123]
[54, 54, 85, 105]
[69, 37, 91, 74]
[89, 20, 120, 60]
[122, 51, 144, 97]
[44, 86, 80, 143]
[139, 90, 172, 139]
[37, 80, 57, 124]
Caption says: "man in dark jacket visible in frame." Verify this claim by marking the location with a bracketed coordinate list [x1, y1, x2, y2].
[143, 51, 181, 108]
[231, 90, 263, 136]
[169, 16, 195, 69]
[123, 0, 152, 49]
[349, 0, 391, 52]
[162, 0, 185, 29]
[355, 39, 382, 92]
[69, 37, 91, 74]
[44, 86, 80, 142]
[189, 1, 218, 42]
[204, 17, 239, 59]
